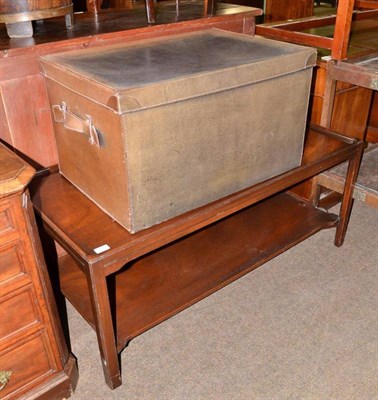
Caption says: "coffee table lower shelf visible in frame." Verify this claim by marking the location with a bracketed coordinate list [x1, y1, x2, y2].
[58, 192, 338, 353]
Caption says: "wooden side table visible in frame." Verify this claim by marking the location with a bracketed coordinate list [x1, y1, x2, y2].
[0, 143, 78, 399]
[29, 125, 364, 390]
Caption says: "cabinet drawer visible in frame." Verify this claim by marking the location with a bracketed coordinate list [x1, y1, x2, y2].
[0, 289, 40, 341]
[0, 202, 18, 238]
[0, 241, 28, 285]
[0, 334, 55, 399]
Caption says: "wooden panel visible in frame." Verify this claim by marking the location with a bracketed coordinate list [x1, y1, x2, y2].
[310, 84, 374, 141]
[312, 63, 363, 97]
[0, 91, 11, 144]
[0, 241, 28, 284]
[265, 0, 314, 22]
[331, 85, 373, 139]
[0, 53, 42, 80]
[0, 202, 17, 237]
[0, 75, 58, 168]
[0, 288, 40, 340]
[108, 0, 133, 7]
[0, 334, 55, 399]
[310, 62, 373, 141]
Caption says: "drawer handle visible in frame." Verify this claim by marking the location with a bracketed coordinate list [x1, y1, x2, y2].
[52, 102, 101, 148]
[0, 371, 12, 391]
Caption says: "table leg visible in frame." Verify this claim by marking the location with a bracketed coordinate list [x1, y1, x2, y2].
[334, 142, 365, 247]
[86, 263, 122, 389]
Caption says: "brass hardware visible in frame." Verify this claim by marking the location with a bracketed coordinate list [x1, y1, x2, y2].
[0, 371, 12, 391]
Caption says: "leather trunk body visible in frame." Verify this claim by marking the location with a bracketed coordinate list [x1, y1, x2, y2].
[39, 29, 316, 233]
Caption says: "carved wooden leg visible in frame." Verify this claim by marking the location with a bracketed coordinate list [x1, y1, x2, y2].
[334, 142, 365, 247]
[86, 263, 122, 389]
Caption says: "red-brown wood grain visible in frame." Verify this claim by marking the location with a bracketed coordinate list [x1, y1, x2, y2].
[264, 0, 314, 22]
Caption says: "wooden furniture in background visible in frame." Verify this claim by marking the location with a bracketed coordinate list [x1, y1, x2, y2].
[84, 0, 230, 21]
[316, 0, 377, 133]
[256, 6, 377, 141]
[256, 0, 377, 201]
[0, 1, 261, 169]
[320, 53, 377, 131]
[29, 125, 365, 391]
[0, 143, 78, 399]
[0, 0, 74, 38]
[256, 0, 378, 60]
[316, 143, 378, 208]
[318, 46, 377, 207]
[264, 0, 314, 22]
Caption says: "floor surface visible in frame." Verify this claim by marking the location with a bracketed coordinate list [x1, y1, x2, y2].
[68, 200, 378, 400]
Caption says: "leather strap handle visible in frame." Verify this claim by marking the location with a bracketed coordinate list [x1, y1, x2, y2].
[52, 102, 101, 148]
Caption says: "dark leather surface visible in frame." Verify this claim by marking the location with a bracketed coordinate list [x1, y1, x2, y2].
[46, 30, 308, 88]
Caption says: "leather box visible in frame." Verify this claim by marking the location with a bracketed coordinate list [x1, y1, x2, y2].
[39, 29, 316, 233]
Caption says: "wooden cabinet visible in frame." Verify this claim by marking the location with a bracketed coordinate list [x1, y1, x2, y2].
[0, 143, 78, 399]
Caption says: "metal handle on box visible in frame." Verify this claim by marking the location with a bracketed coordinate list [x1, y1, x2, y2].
[52, 102, 101, 148]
